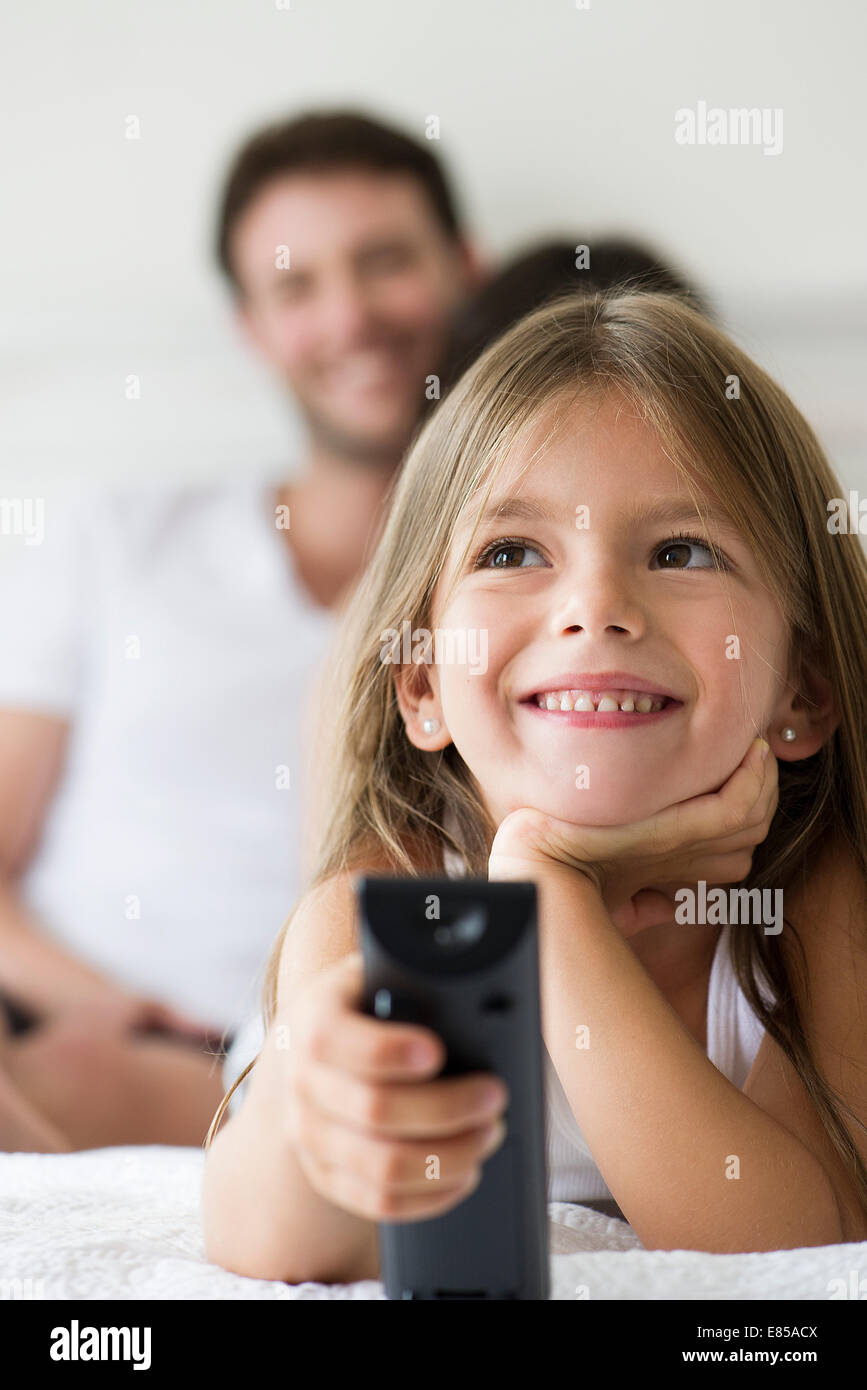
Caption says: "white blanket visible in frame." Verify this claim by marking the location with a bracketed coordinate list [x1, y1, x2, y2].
[0, 1145, 863, 1300]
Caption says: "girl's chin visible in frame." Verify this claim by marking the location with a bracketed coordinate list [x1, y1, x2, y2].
[501, 791, 681, 827]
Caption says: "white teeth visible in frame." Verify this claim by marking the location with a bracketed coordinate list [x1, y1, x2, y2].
[533, 687, 669, 714]
[330, 350, 400, 388]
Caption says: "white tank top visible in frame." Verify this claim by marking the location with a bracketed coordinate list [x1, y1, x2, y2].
[442, 832, 774, 1203]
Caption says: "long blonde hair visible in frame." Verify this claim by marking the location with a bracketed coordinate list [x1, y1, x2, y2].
[206, 290, 867, 1215]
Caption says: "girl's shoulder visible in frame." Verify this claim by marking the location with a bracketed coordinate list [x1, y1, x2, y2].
[783, 832, 867, 965]
[775, 833, 867, 1032]
[744, 833, 867, 1240]
[276, 833, 441, 1005]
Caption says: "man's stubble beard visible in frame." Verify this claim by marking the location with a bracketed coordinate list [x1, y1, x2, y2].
[301, 399, 423, 469]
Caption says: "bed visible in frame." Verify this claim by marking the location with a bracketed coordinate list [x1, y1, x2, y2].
[1, 1144, 864, 1300]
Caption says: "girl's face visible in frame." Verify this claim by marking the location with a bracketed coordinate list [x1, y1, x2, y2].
[407, 394, 793, 827]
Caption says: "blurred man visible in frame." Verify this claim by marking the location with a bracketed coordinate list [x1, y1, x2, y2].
[0, 109, 481, 1150]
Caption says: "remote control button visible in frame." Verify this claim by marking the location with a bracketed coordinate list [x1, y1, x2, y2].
[481, 993, 514, 1013]
[373, 988, 392, 1018]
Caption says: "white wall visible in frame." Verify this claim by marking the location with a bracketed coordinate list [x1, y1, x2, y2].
[1, 0, 865, 488]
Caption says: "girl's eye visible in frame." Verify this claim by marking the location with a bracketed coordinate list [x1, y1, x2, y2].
[473, 537, 547, 570]
[652, 532, 730, 571]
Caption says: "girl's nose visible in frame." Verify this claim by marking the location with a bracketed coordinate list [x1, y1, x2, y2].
[547, 568, 646, 639]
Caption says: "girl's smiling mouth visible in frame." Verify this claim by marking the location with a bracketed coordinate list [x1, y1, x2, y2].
[517, 673, 685, 729]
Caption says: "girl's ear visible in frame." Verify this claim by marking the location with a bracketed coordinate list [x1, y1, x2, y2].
[391, 662, 452, 751]
[767, 645, 839, 762]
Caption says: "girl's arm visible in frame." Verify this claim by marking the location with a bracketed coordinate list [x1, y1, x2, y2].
[201, 1017, 380, 1284]
[202, 872, 380, 1285]
[203, 858, 500, 1285]
[492, 860, 845, 1253]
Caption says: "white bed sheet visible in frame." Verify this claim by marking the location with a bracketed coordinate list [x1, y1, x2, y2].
[0, 1145, 864, 1301]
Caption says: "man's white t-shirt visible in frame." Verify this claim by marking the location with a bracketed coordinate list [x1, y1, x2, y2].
[0, 479, 338, 1034]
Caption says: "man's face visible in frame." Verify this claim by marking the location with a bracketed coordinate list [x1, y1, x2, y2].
[230, 169, 476, 461]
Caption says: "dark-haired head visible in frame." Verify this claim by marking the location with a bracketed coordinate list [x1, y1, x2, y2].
[439, 237, 711, 393]
[215, 108, 466, 297]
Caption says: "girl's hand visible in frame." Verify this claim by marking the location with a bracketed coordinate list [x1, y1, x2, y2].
[489, 737, 778, 931]
[283, 952, 508, 1222]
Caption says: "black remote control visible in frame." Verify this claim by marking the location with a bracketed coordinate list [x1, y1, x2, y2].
[356, 875, 549, 1300]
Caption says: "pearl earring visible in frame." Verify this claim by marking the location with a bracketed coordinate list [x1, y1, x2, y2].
[780, 727, 797, 742]
[422, 718, 440, 734]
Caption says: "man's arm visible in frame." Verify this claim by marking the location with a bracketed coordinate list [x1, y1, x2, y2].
[0, 709, 126, 1016]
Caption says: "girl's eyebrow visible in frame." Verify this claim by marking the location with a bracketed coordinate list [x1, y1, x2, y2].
[627, 498, 742, 536]
[464, 497, 558, 528]
[459, 494, 742, 537]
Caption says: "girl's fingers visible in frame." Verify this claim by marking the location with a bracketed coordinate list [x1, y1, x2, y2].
[298, 952, 445, 1082]
[715, 735, 775, 820]
[298, 1054, 507, 1139]
[754, 747, 780, 827]
[293, 1100, 505, 1194]
[660, 766, 777, 856]
[626, 737, 772, 855]
[287, 950, 509, 1223]
[298, 1148, 482, 1224]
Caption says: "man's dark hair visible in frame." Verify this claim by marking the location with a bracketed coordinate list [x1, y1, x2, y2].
[215, 109, 464, 295]
[440, 237, 713, 392]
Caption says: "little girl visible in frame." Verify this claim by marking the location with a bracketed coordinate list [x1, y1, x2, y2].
[202, 290, 867, 1283]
